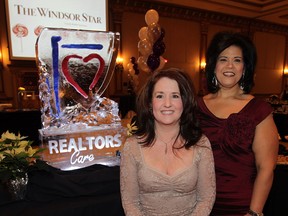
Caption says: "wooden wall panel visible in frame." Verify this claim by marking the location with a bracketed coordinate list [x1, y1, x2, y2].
[253, 32, 286, 94]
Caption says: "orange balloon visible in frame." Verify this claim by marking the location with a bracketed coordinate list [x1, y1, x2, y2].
[138, 26, 148, 40]
[145, 9, 159, 25]
[138, 39, 152, 56]
[147, 23, 161, 43]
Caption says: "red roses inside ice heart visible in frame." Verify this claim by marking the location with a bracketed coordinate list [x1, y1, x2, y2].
[61, 53, 105, 99]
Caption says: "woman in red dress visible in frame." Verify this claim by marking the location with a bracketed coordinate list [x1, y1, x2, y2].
[197, 31, 279, 216]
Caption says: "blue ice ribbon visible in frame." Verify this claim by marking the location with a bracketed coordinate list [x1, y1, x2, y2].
[51, 36, 62, 117]
[61, 44, 103, 49]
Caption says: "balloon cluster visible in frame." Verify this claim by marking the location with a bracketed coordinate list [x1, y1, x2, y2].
[137, 9, 166, 73]
[126, 57, 140, 93]
[128, 57, 139, 75]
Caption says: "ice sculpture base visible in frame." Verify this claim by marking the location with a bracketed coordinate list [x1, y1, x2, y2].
[39, 124, 126, 170]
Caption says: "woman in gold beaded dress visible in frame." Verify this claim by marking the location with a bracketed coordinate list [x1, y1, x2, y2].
[120, 68, 216, 216]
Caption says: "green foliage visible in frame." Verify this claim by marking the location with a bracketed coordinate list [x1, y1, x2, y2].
[0, 131, 48, 183]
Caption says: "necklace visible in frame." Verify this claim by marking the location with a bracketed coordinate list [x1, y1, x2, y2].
[157, 134, 177, 154]
[159, 138, 169, 154]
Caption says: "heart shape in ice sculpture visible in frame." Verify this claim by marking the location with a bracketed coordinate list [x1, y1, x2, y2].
[61, 53, 105, 99]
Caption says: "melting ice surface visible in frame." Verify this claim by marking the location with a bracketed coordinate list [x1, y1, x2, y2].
[35, 28, 124, 169]
[36, 28, 121, 135]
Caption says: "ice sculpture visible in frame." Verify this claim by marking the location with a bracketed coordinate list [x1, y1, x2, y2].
[36, 28, 126, 170]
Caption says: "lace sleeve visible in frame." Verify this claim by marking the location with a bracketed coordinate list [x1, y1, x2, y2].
[120, 137, 144, 216]
[191, 136, 216, 216]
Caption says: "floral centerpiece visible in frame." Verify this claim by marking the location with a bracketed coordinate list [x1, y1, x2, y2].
[0, 131, 47, 200]
[0, 131, 47, 183]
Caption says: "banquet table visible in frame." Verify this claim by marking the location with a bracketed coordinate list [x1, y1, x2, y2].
[0, 163, 287, 216]
[0, 164, 125, 216]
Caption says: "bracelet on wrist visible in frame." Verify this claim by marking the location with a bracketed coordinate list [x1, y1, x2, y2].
[247, 209, 264, 216]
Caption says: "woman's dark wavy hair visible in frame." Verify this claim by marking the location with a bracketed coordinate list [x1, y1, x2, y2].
[135, 68, 202, 149]
[205, 31, 257, 93]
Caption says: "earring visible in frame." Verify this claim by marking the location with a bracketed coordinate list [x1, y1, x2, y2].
[212, 75, 218, 87]
[240, 72, 245, 90]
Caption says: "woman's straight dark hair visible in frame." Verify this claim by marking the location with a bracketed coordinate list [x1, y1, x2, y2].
[135, 68, 202, 149]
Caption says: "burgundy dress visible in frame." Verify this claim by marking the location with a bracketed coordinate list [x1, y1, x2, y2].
[197, 97, 273, 216]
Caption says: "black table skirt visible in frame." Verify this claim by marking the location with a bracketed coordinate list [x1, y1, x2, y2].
[0, 164, 125, 216]
[263, 165, 288, 216]
[0, 194, 123, 216]
[0, 163, 287, 216]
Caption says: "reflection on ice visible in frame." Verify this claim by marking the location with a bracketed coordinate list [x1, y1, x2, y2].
[35, 28, 124, 170]
[39, 96, 121, 135]
[36, 28, 120, 132]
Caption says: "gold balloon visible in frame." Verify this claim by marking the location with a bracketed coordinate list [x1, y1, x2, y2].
[138, 38, 152, 56]
[138, 26, 148, 40]
[145, 9, 159, 25]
